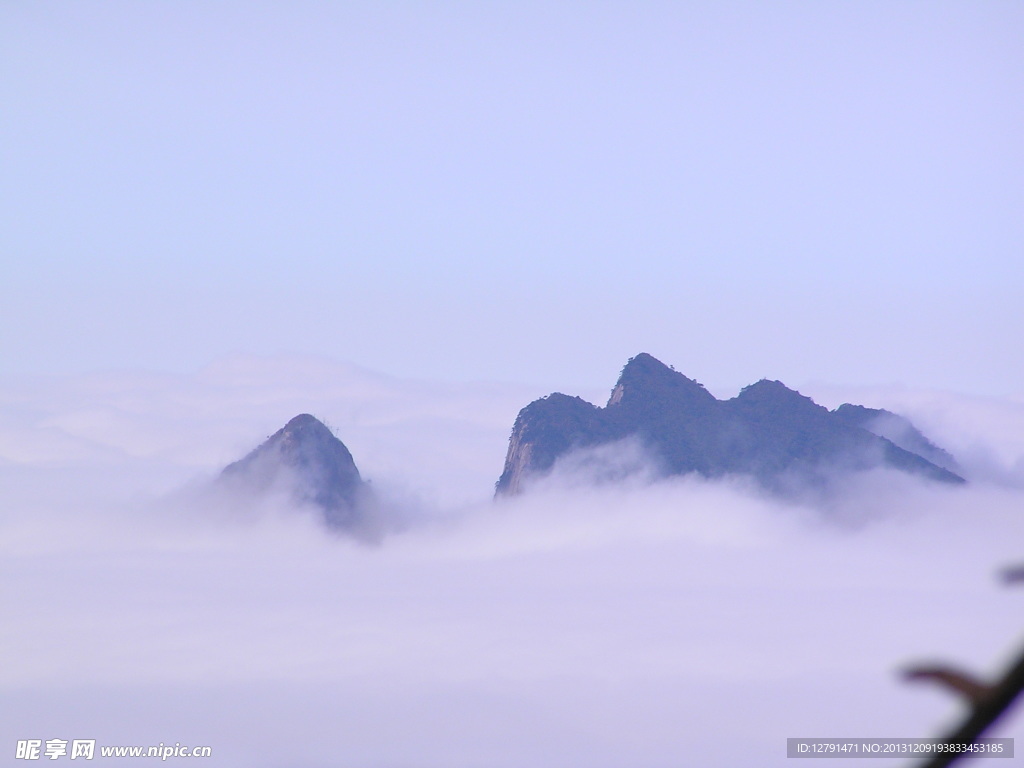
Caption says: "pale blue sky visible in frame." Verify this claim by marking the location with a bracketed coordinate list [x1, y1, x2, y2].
[2, 1, 1021, 394]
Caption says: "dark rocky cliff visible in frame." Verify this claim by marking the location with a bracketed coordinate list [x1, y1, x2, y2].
[496, 353, 965, 495]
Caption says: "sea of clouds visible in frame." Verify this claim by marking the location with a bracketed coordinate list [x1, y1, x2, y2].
[3, 355, 1024, 767]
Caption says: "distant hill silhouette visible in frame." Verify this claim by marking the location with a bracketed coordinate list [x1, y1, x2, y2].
[221, 413, 370, 530]
[832, 403, 962, 475]
[496, 353, 965, 495]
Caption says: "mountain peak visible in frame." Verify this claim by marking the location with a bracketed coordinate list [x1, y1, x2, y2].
[620, 352, 671, 375]
[608, 353, 713, 408]
[736, 378, 801, 399]
[614, 353, 682, 387]
[285, 413, 324, 428]
[221, 413, 368, 530]
[276, 413, 336, 445]
[731, 379, 829, 416]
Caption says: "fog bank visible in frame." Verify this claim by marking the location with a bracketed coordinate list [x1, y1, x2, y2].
[3, 359, 1024, 767]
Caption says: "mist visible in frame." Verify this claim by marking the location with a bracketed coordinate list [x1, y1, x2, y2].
[3, 357, 1024, 767]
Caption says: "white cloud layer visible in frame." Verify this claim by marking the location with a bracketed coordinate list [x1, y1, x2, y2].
[3, 357, 1024, 767]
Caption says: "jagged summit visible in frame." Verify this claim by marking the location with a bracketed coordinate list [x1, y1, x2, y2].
[496, 354, 965, 496]
[221, 413, 369, 530]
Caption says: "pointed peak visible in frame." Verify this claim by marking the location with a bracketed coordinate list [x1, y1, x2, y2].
[608, 353, 714, 408]
[617, 352, 674, 380]
[221, 413, 366, 530]
[233, 413, 349, 466]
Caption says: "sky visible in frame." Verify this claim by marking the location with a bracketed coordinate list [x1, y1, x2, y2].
[3, 3, 1024, 767]
[2, 1, 1022, 395]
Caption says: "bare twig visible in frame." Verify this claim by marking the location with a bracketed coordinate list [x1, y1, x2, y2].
[910, 645, 1024, 768]
[903, 665, 993, 706]
[906, 569, 1024, 767]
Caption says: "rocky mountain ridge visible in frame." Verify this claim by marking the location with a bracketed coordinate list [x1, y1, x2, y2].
[496, 353, 965, 495]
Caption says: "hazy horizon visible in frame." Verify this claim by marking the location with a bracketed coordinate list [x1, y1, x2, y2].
[3, 2, 1022, 765]
[3, 1, 1022, 396]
